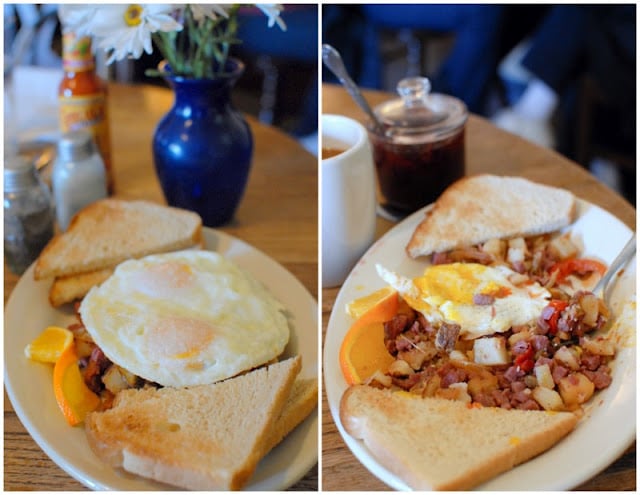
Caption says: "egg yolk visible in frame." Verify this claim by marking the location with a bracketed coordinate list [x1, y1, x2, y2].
[134, 261, 195, 298]
[414, 263, 492, 305]
[144, 316, 215, 359]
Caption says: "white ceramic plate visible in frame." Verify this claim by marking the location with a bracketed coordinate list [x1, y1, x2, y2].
[324, 198, 636, 490]
[5, 228, 318, 491]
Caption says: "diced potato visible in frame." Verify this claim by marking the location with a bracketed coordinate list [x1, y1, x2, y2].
[532, 386, 565, 411]
[548, 234, 579, 260]
[554, 346, 580, 370]
[75, 339, 95, 360]
[388, 359, 413, 377]
[118, 366, 139, 387]
[399, 342, 437, 370]
[507, 273, 530, 286]
[473, 337, 509, 365]
[508, 330, 530, 347]
[467, 371, 498, 396]
[578, 293, 600, 327]
[507, 237, 527, 264]
[534, 363, 555, 389]
[482, 238, 506, 260]
[581, 336, 616, 356]
[437, 382, 471, 403]
[449, 350, 469, 362]
[102, 365, 131, 394]
[421, 374, 441, 398]
[508, 237, 527, 250]
[69, 325, 94, 343]
[558, 372, 595, 407]
[366, 370, 392, 388]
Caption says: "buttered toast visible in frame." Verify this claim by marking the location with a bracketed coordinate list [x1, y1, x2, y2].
[34, 199, 203, 306]
[406, 175, 576, 258]
[340, 385, 578, 491]
[85, 356, 312, 490]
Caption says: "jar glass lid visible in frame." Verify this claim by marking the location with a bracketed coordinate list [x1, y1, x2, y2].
[373, 77, 468, 142]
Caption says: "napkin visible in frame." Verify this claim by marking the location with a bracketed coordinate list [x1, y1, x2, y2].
[5, 65, 63, 149]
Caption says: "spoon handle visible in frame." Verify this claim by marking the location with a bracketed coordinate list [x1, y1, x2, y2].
[322, 44, 381, 130]
[593, 233, 636, 300]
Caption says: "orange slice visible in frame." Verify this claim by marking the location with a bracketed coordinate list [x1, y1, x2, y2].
[345, 286, 399, 324]
[339, 321, 397, 385]
[53, 344, 101, 426]
[24, 326, 74, 363]
[340, 288, 400, 385]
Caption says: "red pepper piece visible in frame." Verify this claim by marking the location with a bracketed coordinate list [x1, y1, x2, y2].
[550, 258, 607, 284]
[546, 300, 569, 335]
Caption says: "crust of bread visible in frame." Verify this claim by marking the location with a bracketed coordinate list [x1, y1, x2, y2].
[406, 174, 577, 258]
[264, 377, 318, 455]
[34, 199, 203, 280]
[340, 385, 578, 491]
[48, 268, 115, 307]
[85, 356, 302, 490]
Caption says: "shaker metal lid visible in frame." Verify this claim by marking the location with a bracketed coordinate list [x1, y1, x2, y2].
[373, 77, 468, 142]
[56, 130, 96, 162]
[4, 155, 39, 192]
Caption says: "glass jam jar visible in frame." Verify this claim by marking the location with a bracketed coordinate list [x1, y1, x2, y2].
[367, 77, 468, 216]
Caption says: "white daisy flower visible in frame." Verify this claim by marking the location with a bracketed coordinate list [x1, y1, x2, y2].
[90, 4, 183, 63]
[189, 4, 231, 23]
[58, 5, 101, 37]
[255, 4, 287, 31]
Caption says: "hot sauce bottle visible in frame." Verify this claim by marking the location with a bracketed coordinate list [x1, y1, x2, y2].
[58, 33, 114, 193]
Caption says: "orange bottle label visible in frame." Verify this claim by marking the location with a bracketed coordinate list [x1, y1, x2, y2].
[58, 93, 113, 189]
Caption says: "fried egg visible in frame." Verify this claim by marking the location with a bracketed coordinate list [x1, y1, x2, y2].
[79, 250, 290, 387]
[376, 262, 550, 339]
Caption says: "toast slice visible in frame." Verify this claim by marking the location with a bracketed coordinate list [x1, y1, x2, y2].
[264, 377, 318, 455]
[340, 385, 578, 491]
[34, 199, 203, 280]
[48, 268, 115, 307]
[85, 356, 302, 490]
[406, 174, 576, 258]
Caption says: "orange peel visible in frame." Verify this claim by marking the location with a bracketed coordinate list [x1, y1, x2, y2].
[340, 288, 400, 385]
[53, 344, 101, 426]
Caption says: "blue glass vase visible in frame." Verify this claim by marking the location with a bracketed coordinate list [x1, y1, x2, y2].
[152, 59, 253, 226]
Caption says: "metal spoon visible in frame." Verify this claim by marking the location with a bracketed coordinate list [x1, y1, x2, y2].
[322, 44, 384, 133]
[593, 233, 636, 303]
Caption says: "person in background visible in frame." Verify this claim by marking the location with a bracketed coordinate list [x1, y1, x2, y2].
[492, 5, 635, 151]
[323, 4, 506, 115]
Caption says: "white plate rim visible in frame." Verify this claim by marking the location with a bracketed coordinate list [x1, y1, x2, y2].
[324, 197, 636, 491]
[4, 227, 318, 491]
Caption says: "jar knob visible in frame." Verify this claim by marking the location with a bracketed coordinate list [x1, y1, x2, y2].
[397, 77, 431, 109]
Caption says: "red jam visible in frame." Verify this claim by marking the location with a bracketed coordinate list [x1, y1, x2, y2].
[369, 128, 465, 213]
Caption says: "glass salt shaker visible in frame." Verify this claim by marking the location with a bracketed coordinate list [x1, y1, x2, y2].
[4, 155, 55, 275]
[52, 130, 108, 231]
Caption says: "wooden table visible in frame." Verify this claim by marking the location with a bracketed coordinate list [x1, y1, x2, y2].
[321, 83, 636, 491]
[4, 82, 318, 491]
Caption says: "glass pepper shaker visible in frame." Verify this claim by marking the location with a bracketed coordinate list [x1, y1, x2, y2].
[4, 155, 55, 275]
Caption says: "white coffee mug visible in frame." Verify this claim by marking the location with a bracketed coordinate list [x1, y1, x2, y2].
[321, 114, 377, 288]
